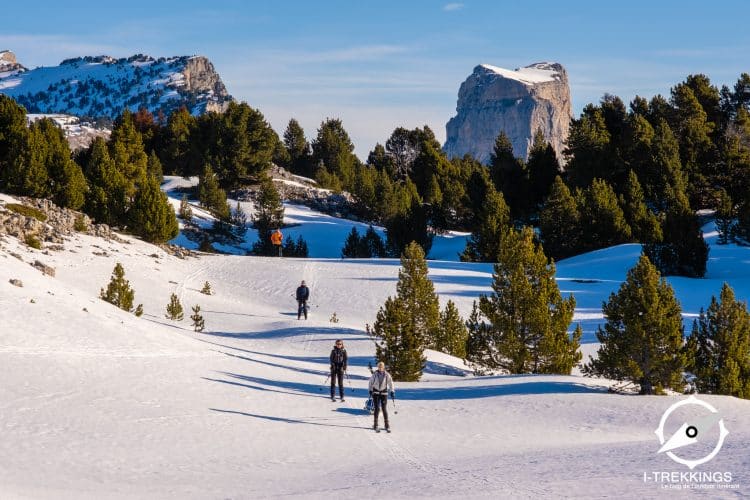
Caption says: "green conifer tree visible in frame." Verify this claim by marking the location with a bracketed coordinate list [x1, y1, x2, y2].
[130, 175, 179, 243]
[687, 283, 750, 398]
[165, 293, 184, 321]
[436, 300, 468, 358]
[466, 227, 580, 374]
[190, 305, 205, 332]
[620, 170, 662, 243]
[198, 164, 230, 220]
[342, 226, 362, 258]
[715, 189, 735, 245]
[577, 178, 632, 251]
[251, 172, 285, 255]
[100, 263, 139, 313]
[583, 255, 686, 394]
[526, 130, 560, 210]
[460, 187, 510, 262]
[539, 176, 582, 260]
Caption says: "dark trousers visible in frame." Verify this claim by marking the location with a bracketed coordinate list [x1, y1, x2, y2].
[330, 368, 344, 398]
[297, 300, 307, 319]
[373, 393, 388, 428]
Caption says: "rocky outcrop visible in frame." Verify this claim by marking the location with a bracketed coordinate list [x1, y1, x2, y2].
[444, 62, 572, 164]
[0, 52, 233, 119]
[0, 197, 125, 247]
[0, 50, 26, 74]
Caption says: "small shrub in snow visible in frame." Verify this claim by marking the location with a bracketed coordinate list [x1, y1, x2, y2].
[201, 281, 212, 295]
[165, 293, 184, 321]
[191, 305, 205, 332]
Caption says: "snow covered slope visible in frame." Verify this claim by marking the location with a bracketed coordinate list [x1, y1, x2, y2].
[1, 191, 749, 498]
[0, 52, 232, 118]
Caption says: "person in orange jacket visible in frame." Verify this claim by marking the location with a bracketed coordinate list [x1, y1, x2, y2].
[270, 228, 283, 256]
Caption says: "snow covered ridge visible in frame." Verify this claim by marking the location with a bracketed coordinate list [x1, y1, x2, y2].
[478, 61, 564, 85]
[0, 51, 232, 119]
[26, 113, 111, 150]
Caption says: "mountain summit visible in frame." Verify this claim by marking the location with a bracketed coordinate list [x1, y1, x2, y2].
[0, 52, 232, 119]
[444, 62, 572, 164]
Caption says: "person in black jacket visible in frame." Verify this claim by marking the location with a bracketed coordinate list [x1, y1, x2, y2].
[296, 280, 309, 320]
[329, 339, 348, 401]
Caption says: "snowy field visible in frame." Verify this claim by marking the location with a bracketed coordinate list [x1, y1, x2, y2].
[1, 184, 749, 498]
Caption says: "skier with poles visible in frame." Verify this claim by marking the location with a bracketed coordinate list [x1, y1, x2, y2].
[296, 280, 309, 320]
[368, 361, 395, 432]
[329, 339, 348, 402]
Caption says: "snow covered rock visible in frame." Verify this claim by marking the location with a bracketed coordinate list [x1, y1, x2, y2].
[0, 52, 232, 119]
[444, 62, 572, 163]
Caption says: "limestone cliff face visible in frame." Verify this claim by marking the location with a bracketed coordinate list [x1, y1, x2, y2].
[0, 50, 27, 74]
[444, 62, 572, 164]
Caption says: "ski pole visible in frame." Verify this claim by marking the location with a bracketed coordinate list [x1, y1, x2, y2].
[345, 371, 353, 393]
[319, 373, 330, 391]
[391, 392, 398, 414]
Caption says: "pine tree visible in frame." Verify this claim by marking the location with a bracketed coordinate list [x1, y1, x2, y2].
[198, 164, 230, 219]
[715, 189, 735, 245]
[466, 227, 580, 374]
[251, 173, 285, 255]
[294, 235, 308, 258]
[341, 226, 362, 258]
[687, 283, 750, 398]
[366, 242, 439, 381]
[539, 176, 581, 260]
[367, 297, 424, 381]
[311, 118, 358, 189]
[84, 137, 128, 225]
[147, 150, 163, 182]
[179, 194, 193, 221]
[583, 255, 686, 394]
[230, 200, 248, 239]
[283, 118, 312, 177]
[129, 174, 179, 243]
[384, 181, 432, 256]
[165, 293, 184, 321]
[644, 187, 709, 277]
[436, 300, 468, 358]
[577, 178, 632, 251]
[100, 263, 140, 313]
[190, 305, 205, 332]
[363, 225, 386, 257]
[398, 242, 440, 347]
[620, 170, 662, 243]
[565, 106, 612, 188]
[526, 130, 560, 210]
[488, 131, 527, 219]
[460, 187, 510, 262]
[201, 281, 212, 295]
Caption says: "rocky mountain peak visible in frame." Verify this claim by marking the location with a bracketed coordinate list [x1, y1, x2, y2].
[444, 61, 572, 164]
[0, 52, 232, 119]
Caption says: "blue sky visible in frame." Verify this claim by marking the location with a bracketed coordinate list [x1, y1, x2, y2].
[3, 1, 750, 158]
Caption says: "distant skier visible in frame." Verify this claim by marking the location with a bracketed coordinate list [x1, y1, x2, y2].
[271, 228, 283, 257]
[329, 339, 348, 402]
[296, 280, 309, 320]
[368, 361, 395, 432]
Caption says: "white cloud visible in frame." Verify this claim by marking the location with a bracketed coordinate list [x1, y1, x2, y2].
[443, 3, 465, 11]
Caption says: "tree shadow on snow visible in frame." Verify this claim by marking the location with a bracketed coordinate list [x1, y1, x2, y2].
[394, 380, 607, 400]
[202, 326, 367, 341]
[210, 408, 369, 429]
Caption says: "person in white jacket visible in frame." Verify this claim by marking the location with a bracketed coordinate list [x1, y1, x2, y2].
[368, 361, 395, 432]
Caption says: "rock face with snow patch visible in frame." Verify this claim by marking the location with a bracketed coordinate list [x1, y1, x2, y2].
[444, 62, 572, 164]
[0, 53, 232, 119]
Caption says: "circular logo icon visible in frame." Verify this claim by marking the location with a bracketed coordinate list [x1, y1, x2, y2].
[655, 395, 729, 470]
